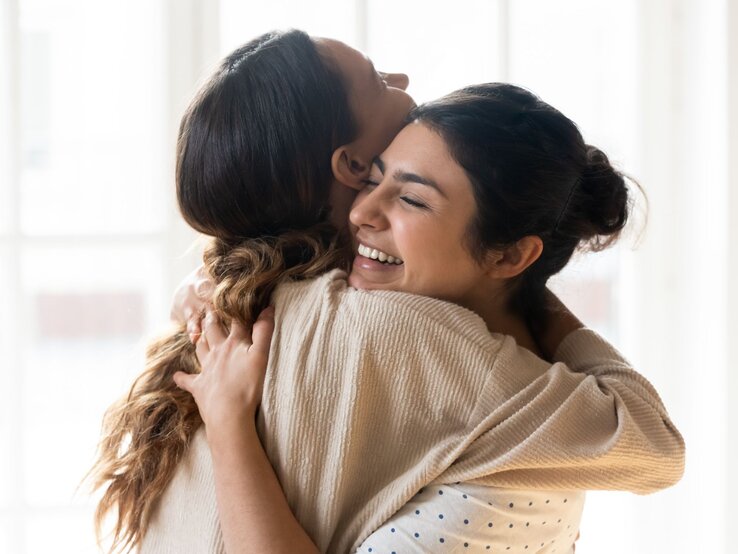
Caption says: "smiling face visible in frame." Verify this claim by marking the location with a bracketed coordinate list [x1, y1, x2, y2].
[347, 122, 495, 307]
[316, 38, 415, 162]
[315, 39, 416, 229]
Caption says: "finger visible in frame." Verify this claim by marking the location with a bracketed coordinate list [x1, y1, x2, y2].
[195, 277, 214, 299]
[228, 318, 253, 345]
[173, 371, 196, 393]
[195, 330, 209, 361]
[202, 310, 227, 346]
[187, 314, 203, 343]
[249, 307, 275, 360]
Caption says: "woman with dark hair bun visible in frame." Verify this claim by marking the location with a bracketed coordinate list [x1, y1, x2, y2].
[90, 30, 683, 554]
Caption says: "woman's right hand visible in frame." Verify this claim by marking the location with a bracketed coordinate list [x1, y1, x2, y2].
[173, 307, 275, 431]
[170, 264, 214, 343]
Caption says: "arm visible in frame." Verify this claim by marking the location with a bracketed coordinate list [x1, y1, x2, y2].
[173, 309, 319, 554]
[441, 327, 685, 494]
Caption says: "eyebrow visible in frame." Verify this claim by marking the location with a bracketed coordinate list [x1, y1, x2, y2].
[373, 156, 446, 197]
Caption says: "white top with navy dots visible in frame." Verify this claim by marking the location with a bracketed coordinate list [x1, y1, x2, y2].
[356, 483, 584, 553]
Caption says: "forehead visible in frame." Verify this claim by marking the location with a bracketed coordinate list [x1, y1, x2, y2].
[386, 123, 452, 166]
[383, 123, 473, 196]
[314, 38, 374, 91]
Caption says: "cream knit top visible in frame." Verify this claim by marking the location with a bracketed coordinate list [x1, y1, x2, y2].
[141, 270, 684, 554]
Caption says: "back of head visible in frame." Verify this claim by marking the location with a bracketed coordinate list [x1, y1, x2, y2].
[89, 29, 357, 553]
[411, 83, 634, 324]
[177, 28, 355, 240]
[176, 28, 358, 322]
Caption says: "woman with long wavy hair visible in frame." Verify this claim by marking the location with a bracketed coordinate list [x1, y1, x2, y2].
[88, 29, 684, 554]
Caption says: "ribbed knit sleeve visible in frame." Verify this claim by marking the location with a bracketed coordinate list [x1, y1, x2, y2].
[433, 328, 685, 496]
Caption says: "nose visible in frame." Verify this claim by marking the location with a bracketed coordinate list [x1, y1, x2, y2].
[381, 72, 410, 91]
[349, 188, 387, 231]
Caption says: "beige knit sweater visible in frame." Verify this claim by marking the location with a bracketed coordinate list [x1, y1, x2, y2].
[141, 270, 684, 554]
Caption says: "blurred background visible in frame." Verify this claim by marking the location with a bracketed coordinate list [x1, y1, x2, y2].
[0, 0, 735, 552]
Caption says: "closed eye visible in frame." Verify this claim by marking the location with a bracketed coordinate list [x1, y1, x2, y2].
[401, 196, 428, 209]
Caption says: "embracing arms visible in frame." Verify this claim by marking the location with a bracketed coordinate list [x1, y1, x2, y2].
[170, 268, 680, 551]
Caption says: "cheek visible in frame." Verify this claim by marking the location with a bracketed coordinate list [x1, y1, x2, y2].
[402, 217, 480, 286]
[399, 219, 454, 270]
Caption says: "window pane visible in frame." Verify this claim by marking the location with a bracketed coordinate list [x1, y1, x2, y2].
[19, 0, 167, 235]
[549, 247, 623, 343]
[0, 518, 12, 554]
[220, 0, 358, 55]
[19, 244, 166, 507]
[26, 513, 99, 554]
[0, 246, 16, 508]
[367, 0, 503, 103]
[509, 0, 638, 162]
[508, 0, 638, 345]
[0, 0, 17, 236]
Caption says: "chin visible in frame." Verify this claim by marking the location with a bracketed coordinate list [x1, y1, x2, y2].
[347, 272, 386, 291]
[347, 272, 366, 290]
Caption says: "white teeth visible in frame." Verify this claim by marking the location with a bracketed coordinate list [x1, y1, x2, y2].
[357, 243, 403, 264]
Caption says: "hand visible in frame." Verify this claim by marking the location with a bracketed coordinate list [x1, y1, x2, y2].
[170, 264, 214, 343]
[173, 307, 276, 431]
[534, 288, 584, 361]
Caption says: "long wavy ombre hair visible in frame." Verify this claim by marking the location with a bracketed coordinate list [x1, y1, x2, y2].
[87, 29, 356, 553]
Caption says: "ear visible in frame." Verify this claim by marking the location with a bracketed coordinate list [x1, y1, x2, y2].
[486, 236, 544, 279]
[331, 145, 371, 191]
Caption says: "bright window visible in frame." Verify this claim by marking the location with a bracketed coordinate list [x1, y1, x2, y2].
[2, 1, 730, 552]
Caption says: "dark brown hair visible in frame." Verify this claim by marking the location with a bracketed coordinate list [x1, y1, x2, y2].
[88, 29, 356, 552]
[412, 83, 636, 326]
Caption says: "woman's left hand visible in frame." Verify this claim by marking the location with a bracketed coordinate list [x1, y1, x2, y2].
[173, 306, 275, 431]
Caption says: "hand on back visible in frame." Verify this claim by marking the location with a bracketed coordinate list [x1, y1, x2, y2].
[173, 300, 276, 432]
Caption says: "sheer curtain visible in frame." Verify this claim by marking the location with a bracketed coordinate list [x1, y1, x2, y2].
[1, 0, 732, 552]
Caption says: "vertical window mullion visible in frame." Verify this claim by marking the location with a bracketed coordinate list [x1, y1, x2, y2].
[1, 0, 24, 551]
[727, 0, 738, 545]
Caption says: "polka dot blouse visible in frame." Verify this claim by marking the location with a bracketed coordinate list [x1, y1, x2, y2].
[356, 483, 584, 553]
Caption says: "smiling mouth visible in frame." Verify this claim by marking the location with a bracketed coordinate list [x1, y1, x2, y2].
[357, 243, 403, 265]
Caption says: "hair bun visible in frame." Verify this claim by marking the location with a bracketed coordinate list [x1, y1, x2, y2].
[573, 145, 630, 250]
